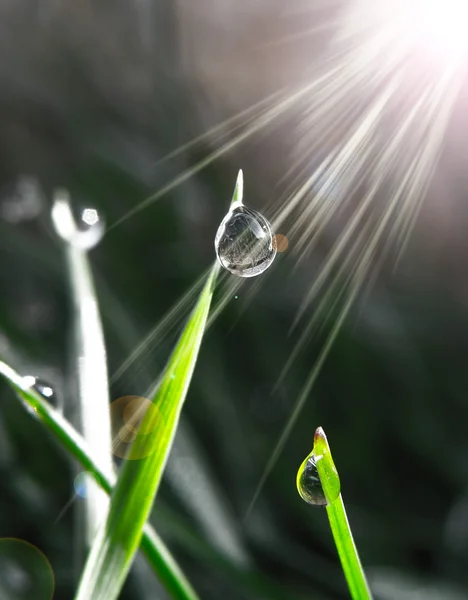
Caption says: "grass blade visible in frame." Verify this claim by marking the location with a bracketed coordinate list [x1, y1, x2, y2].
[297, 427, 373, 600]
[73, 170, 244, 600]
[75, 262, 219, 600]
[51, 192, 114, 542]
[0, 359, 200, 600]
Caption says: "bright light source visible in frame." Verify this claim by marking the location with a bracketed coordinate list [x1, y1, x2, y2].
[416, 0, 468, 59]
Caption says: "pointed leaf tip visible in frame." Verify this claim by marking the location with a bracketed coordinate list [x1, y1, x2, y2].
[314, 426, 328, 454]
[312, 426, 340, 504]
[314, 426, 326, 443]
[231, 169, 244, 206]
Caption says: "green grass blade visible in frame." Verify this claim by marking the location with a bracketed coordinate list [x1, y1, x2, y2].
[0, 359, 200, 600]
[298, 427, 373, 600]
[230, 169, 243, 206]
[324, 495, 371, 600]
[75, 263, 219, 600]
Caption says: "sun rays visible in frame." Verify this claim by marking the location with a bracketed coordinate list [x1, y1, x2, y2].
[105, 0, 467, 513]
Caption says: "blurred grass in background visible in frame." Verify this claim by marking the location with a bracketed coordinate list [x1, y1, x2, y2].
[1, 1, 468, 599]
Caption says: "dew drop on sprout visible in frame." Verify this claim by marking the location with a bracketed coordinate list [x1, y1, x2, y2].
[215, 204, 276, 277]
[297, 453, 328, 507]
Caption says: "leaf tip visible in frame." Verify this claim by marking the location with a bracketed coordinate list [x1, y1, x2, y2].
[232, 169, 244, 206]
[314, 426, 327, 449]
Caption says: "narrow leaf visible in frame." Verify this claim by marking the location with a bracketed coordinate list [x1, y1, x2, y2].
[0, 359, 200, 600]
[51, 192, 114, 543]
[75, 264, 219, 600]
[298, 427, 372, 600]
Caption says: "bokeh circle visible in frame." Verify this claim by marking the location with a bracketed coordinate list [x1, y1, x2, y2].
[110, 395, 161, 459]
[0, 538, 54, 600]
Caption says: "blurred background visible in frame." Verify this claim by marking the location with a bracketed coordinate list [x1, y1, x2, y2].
[1, 1, 468, 599]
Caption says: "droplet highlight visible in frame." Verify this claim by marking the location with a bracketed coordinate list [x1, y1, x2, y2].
[214, 205, 276, 277]
[22, 376, 57, 407]
[297, 453, 328, 506]
[74, 207, 105, 249]
[51, 191, 105, 250]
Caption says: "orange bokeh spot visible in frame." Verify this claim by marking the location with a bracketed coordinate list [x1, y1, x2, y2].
[111, 396, 160, 459]
[273, 234, 289, 252]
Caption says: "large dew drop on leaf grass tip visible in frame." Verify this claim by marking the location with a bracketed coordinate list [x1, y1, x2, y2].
[214, 204, 276, 277]
[297, 453, 328, 507]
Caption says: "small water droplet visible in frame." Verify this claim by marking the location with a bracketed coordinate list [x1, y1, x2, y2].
[72, 205, 105, 250]
[234, 295, 238, 299]
[81, 208, 99, 227]
[22, 376, 57, 408]
[51, 192, 105, 250]
[297, 453, 328, 506]
[214, 205, 276, 277]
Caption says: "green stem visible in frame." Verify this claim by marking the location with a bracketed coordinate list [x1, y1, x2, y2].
[300, 427, 372, 600]
[52, 192, 114, 545]
[326, 495, 372, 600]
[0, 360, 199, 600]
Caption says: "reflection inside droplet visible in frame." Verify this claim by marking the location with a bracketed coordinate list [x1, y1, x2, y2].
[297, 454, 328, 506]
[214, 204, 276, 277]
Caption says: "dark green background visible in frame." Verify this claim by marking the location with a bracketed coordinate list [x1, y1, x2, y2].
[0, 2, 467, 599]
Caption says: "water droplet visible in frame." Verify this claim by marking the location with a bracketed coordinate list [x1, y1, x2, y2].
[81, 208, 99, 227]
[21, 376, 57, 408]
[77, 207, 105, 249]
[214, 205, 276, 277]
[51, 192, 105, 250]
[297, 453, 328, 506]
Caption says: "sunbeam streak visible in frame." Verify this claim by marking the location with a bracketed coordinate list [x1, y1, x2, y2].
[105, 0, 467, 517]
[245, 0, 467, 512]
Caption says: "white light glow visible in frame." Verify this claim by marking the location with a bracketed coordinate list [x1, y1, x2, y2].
[416, 0, 468, 59]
